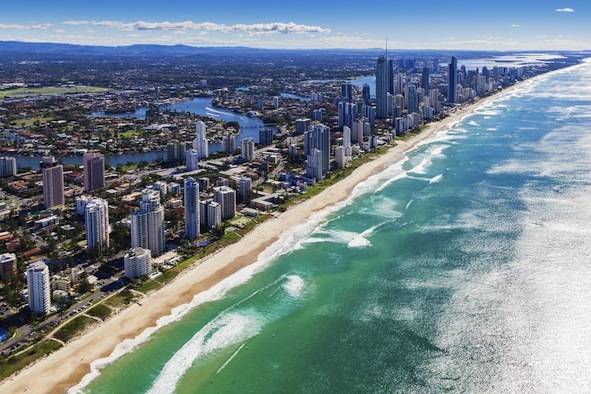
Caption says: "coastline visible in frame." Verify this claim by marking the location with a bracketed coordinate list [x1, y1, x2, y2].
[0, 71, 555, 394]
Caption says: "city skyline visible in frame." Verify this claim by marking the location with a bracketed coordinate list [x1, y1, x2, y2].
[0, 0, 589, 50]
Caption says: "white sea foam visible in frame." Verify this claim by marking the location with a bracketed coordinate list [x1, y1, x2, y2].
[467, 120, 480, 127]
[147, 311, 263, 394]
[283, 275, 305, 298]
[429, 174, 443, 184]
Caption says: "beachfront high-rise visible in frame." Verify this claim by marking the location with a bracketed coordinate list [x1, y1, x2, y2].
[193, 121, 209, 160]
[83, 152, 105, 192]
[213, 186, 236, 220]
[85, 198, 110, 253]
[183, 177, 200, 240]
[124, 247, 152, 279]
[26, 260, 51, 315]
[304, 124, 331, 177]
[448, 56, 458, 104]
[0, 157, 17, 177]
[41, 156, 64, 209]
[131, 189, 165, 256]
[376, 55, 390, 118]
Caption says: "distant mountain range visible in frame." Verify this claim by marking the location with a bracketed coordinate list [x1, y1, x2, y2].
[0, 41, 572, 59]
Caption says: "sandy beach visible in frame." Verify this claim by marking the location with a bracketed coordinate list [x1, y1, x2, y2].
[0, 80, 527, 394]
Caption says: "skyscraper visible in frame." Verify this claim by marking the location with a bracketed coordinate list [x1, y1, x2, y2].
[306, 148, 324, 181]
[186, 149, 199, 171]
[342, 126, 352, 156]
[240, 138, 255, 162]
[448, 56, 458, 104]
[41, 156, 64, 209]
[193, 121, 209, 159]
[238, 177, 252, 203]
[213, 186, 236, 220]
[85, 198, 110, 253]
[183, 177, 200, 240]
[341, 82, 353, 103]
[376, 55, 390, 118]
[0, 157, 17, 177]
[421, 66, 430, 94]
[131, 189, 165, 256]
[27, 261, 50, 315]
[259, 128, 273, 146]
[83, 152, 105, 192]
[304, 124, 330, 176]
[362, 83, 371, 105]
[407, 84, 419, 114]
[223, 133, 236, 154]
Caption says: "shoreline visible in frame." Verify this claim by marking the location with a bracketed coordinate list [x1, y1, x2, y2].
[0, 69, 561, 394]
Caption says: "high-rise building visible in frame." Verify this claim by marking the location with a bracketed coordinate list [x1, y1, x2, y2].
[240, 138, 255, 162]
[304, 124, 330, 176]
[207, 201, 222, 230]
[223, 133, 236, 154]
[259, 128, 273, 147]
[186, 149, 200, 171]
[376, 55, 393, 118]
[407, 84, 419, 114]
[238, 177, 252, 203]
[27, 261, 51, 315]
[335, 146, 347, 169]
[0, 157, 17, 177]
[421, 66, 430, 94]
[83, 152, 105, 192]
[166, 141, 187, 164]
[85, 198, 110, 252]
[213, 186, 236, 220]
[448, 56, 458, 104]
[362, 83, 371, 105]
[193, 121, 209, 159]
[341, 82, 353, 103]
[342, 126, 352, 156]
[131, 189, 165, 256]
[306, 148, 324, 181]
[41, 156, 64, 209]
[338, 101, 356, 129]
[295, 118, 311, 135]
[0, 253, 17, 281]
[183, 177, 200, 240]
[124, 247, 152, 279]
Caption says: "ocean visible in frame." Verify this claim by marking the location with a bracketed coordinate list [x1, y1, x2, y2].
[77, 59, 591, 393]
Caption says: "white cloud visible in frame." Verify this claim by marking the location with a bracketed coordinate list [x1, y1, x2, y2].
[63, 20, 331, 35]
[511, 24, 521, 28]
[0, 23, 51, 30]
[555, 8, 575, 13]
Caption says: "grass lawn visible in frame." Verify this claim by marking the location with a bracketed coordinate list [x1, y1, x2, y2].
[118, 129, 143, 138]
[53, 315, 95, 343]
[87, 304, 112, 320]
[104, 290, 136, 308]
[12, 116, 54, 127]
[0, 340, 62, 381]
[0, 86, 107, 99]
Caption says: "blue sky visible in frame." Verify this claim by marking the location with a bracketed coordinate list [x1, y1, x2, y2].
[0, 0, 588, 50]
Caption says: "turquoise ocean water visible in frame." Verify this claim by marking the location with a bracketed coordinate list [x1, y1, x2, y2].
[77, 59, 591, 393]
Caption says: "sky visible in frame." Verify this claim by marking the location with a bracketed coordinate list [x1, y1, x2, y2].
[0, 0, 589, 50]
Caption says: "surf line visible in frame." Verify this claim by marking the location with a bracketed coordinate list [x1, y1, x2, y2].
[216, 343, 247, 374]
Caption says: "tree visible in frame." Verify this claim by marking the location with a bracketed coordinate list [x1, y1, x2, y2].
[77, 273, 92, 294]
